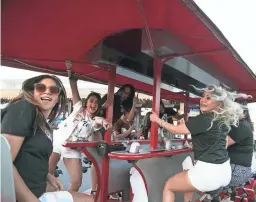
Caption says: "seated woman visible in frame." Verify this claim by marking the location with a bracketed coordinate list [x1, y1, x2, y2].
[101, 83, 136, 124]
[150, 85, 245, 202]
[141, 100, 184, 139]
[113, 102, 135, 140]
[227, 108, 254, 187]
[49, 71, 111, 193]
[1, 75, 93, 202]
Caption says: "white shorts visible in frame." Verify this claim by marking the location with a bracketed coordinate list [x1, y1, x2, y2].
[39, 191, 73, 202]
[53, 145, 82, 159]
[53, 128, 82, 159]
[188, 159, 231, 192]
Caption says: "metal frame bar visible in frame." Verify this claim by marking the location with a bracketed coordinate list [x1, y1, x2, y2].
[137, 0, 156, 58]
[150, 58, 162, 149]
[100, 66, 116, 202]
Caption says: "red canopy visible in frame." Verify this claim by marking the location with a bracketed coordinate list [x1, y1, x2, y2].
[2, 0, 256, 102]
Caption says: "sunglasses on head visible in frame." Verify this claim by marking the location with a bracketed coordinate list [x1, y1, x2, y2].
[34, 83, 61, 95]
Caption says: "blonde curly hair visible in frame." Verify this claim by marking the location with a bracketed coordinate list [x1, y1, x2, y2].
[191, 85, 252, 132]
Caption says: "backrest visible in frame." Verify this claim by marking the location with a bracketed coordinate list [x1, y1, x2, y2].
[1, 136, 16, 202]
[135, 152, 199, 202]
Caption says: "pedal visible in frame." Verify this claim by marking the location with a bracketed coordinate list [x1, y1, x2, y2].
[236, 187, 255, 200]
[54, 169, 63, 177]
[83, 157, 92, 165]
[82, 166, 91, 173]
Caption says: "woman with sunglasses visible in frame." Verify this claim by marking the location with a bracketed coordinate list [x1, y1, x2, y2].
[1, 75, 93, 202]
[49, 69, 111, 194]
[150, 85, 246, 202]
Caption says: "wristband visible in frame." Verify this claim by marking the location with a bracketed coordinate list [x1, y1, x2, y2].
[160, 120, 165, 128]
[68, 72, 78, 81]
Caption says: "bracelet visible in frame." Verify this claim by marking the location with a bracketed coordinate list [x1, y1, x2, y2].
[160, 120, 164, 127]
[68, 72, 78, 81]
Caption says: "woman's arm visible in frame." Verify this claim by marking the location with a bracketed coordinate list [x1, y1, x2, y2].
[69, 78, 81, 105]
[2, 134, 40, 202]
[93, 117, 112, 130]
[113, 126, 133, 140]
[150, 112, 190, 135]
[66, 61, 81, 105]
[101, 94, 108, 107]
[226, 136, 236, 147]
[126, 97, 138, 122]
[173, 113, 185, 120]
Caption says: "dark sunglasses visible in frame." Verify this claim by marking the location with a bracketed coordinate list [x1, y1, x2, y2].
[34, 83, 61, 95]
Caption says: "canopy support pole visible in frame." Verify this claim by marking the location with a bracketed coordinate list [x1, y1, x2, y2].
[184, 91, 189, 122]
[150, 58, 162, 150]
[137, 0, 156, 58]
[137, 0, 163, 149]
[100, 66, 116, 202]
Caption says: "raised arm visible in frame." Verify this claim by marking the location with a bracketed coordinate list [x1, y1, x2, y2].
[101, 94, 108, 107]
[2, 134, 40, 202]
[126, 96, 138, 122]
[150, 112, 190, 134]
[69, 78, 81, 105]
[66, 61, 81, 105]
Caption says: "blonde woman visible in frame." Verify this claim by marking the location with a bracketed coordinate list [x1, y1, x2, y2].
[150, 85, 245, 202]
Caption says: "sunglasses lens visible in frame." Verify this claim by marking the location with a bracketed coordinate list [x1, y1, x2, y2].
[35, 83, 46, 93]
[34, 83, 60, 95]
[50, 86, 60, 95]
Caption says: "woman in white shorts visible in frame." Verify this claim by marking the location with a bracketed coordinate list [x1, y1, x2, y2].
[49, 69, 111, 193]
[150, 85, 246, 202]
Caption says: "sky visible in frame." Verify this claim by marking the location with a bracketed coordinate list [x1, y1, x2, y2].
[1, 0, 256, 120]
[194, 0, 256, 73]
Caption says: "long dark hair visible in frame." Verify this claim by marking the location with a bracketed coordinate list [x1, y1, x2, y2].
[8, 75, 67, 135]
[116, 84, 135, 106]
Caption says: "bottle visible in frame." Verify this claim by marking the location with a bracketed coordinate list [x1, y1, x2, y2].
[129, 142, 140, 153]
[165, 139, 172, 150]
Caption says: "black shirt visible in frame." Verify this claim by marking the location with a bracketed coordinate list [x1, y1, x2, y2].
[1, 100, 53, 198]
[228, 119, 253, 167]
[186, 113, 229, 164]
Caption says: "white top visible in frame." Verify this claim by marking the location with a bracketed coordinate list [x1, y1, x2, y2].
[53, 100, 93, 144]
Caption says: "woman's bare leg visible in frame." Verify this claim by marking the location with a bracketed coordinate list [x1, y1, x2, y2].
[89, 131, 102, 192]
[90, 164, 97, 191]
[184, 192, 193, 202]
[49, 152, 61, 175]
[163, 170, 198, 202]
[64, 158, 82, 191]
